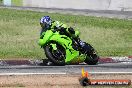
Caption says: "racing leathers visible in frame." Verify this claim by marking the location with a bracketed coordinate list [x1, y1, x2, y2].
[40, 21, 86, 50]
[40, 21, 79, 39]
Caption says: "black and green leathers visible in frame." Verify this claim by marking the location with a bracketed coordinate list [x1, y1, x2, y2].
[40, 21, 80, 39]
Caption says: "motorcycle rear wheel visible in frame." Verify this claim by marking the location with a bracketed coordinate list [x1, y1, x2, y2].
[85, 54, 99, 65]
[81, 43, 99, 65]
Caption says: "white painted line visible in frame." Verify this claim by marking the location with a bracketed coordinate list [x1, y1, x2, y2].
[0, 72, 132, 76]
[89, 72, 132, 74]
[0, 73, 67, 76]
[110, 57, 132, 62]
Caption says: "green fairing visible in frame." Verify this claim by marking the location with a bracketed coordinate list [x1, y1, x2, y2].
[38, 30, 85, 64]
[50, 44, 57, 50]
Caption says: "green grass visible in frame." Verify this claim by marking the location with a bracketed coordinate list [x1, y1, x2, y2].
[0, 0, 2, 5]
[0, 8, 132, 59]
[12, 0, 23, 6]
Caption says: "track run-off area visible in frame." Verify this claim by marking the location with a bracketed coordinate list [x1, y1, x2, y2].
[0, 57, 132, 75]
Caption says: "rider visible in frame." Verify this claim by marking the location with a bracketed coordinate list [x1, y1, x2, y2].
[40, 16, 78, 39]
[39, 16, 94, 65]
[39, 16, 86, 49]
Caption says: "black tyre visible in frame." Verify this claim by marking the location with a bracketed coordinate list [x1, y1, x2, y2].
[44, 43, 66, 66]
[85, 53, 99, 65]
[83, 43, 99, 65]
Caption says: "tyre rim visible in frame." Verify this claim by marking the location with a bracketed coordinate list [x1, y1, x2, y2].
[50, 45, 65, 62]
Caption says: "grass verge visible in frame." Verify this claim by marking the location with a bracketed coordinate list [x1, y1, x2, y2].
[0, 8, 132, 59]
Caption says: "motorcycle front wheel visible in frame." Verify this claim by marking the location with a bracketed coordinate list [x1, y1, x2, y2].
[44, 43, 66, 66]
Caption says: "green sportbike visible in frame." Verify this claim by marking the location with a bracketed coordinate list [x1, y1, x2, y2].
[38, 28, 99, 65]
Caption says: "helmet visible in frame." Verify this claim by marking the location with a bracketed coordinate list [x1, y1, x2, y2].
[40, 16, 51, 29]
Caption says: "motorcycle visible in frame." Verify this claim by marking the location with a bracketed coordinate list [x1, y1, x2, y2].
[38, 28, 99, 65]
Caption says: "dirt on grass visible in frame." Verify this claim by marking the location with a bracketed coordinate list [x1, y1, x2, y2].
[0, 74, 132, 88]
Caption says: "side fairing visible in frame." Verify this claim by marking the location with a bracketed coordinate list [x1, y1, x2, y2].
[38, 30, 84, 64]
[49, 33, 81, 64]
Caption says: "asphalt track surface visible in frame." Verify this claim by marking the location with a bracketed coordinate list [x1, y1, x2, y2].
[0, 62, 132, 75]
[0, 6, 132, 75]
[0, 5, 132, 20]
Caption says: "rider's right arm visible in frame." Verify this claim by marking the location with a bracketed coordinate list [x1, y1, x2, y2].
[40, 28, 46, 35]
[40, 32, 45, 39]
